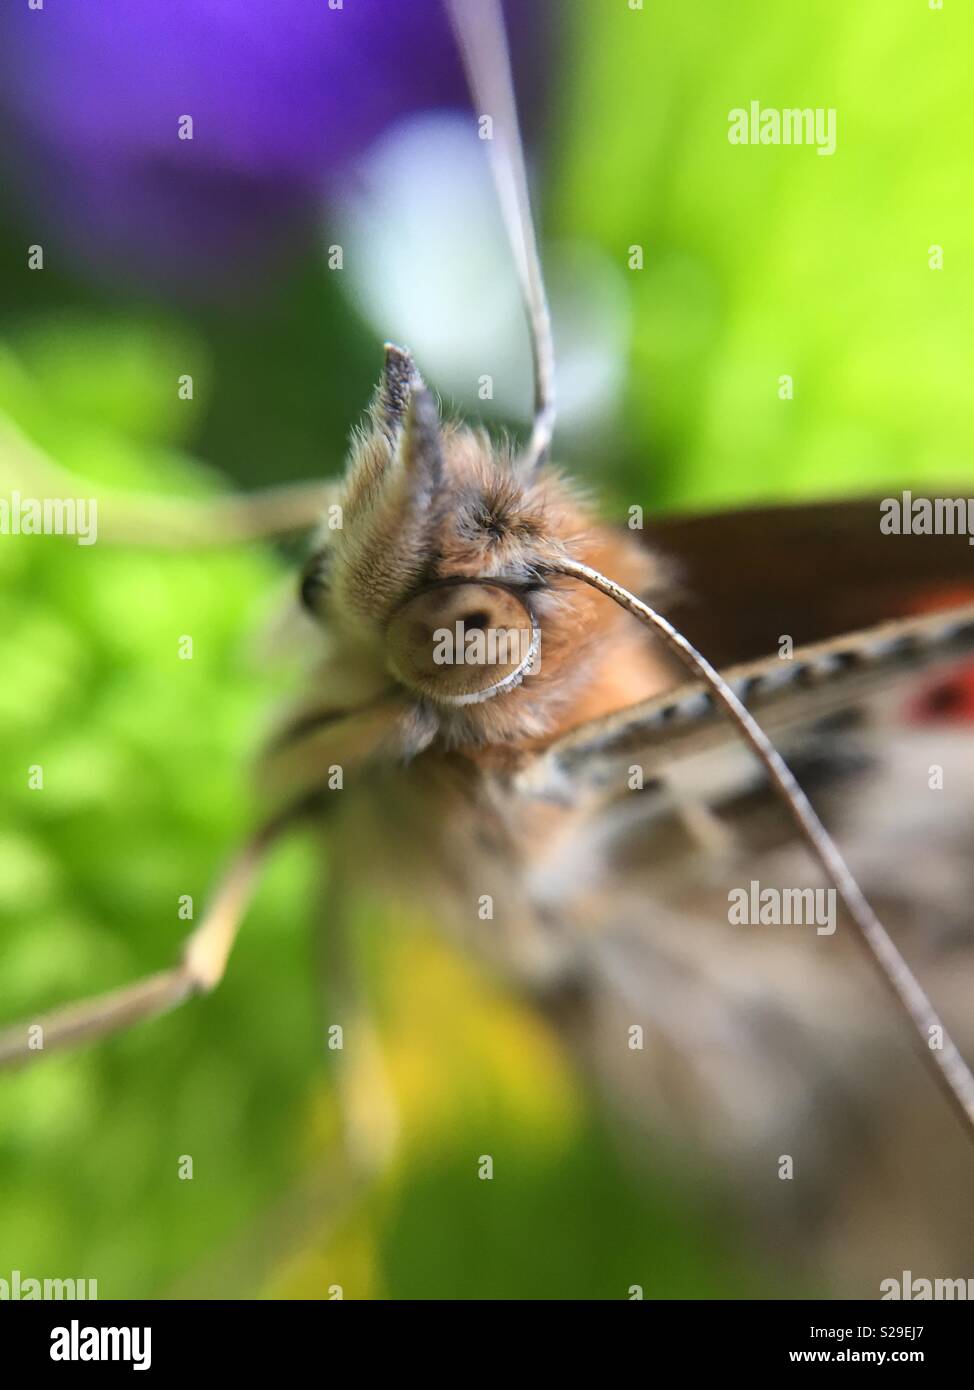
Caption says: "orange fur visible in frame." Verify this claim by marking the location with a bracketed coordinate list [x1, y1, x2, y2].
[300, 372, 676, 761]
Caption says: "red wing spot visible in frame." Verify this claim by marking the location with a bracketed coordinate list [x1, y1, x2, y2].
[903, 586, 974, 616]
[908, 659, 974, 724]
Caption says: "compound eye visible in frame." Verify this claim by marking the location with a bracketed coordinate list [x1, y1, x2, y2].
[299, 552, 331, 615]
[386, 581, 539, 704]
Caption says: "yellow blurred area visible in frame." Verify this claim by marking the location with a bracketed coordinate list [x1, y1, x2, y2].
[266, 930, 583, 1298]
[384, 932, 581, 1154]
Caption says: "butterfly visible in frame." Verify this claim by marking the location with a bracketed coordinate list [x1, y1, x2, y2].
[2, 0, 973, 1297]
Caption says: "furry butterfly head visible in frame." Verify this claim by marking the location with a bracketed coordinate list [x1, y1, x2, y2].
[299, 345, 670, 755]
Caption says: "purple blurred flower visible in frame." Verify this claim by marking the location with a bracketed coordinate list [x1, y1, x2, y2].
[0, 0, 536, 291]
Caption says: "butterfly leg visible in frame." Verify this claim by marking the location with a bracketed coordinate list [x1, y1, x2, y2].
[0, 414, 337, 547]
[667, 783, 737, 862]
[0, 816, 292, 1069]
[315, 882, 399, 1176]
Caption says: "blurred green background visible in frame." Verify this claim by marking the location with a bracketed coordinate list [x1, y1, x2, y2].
[0, 0, 971, 1298]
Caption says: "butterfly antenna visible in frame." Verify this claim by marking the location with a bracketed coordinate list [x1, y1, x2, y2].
[445, 0, 556, 476]
[550, 555, 974, 1141]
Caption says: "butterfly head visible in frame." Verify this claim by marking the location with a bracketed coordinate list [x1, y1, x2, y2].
[299, 346, 668, 753]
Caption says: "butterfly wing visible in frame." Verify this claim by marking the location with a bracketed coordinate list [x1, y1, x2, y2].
[521, 601, 974, 799]
[646, 496, 974, 665]
[511, 542, 974, 1293]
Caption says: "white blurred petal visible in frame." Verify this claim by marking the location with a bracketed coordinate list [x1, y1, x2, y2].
[331, 112, 629, 441]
